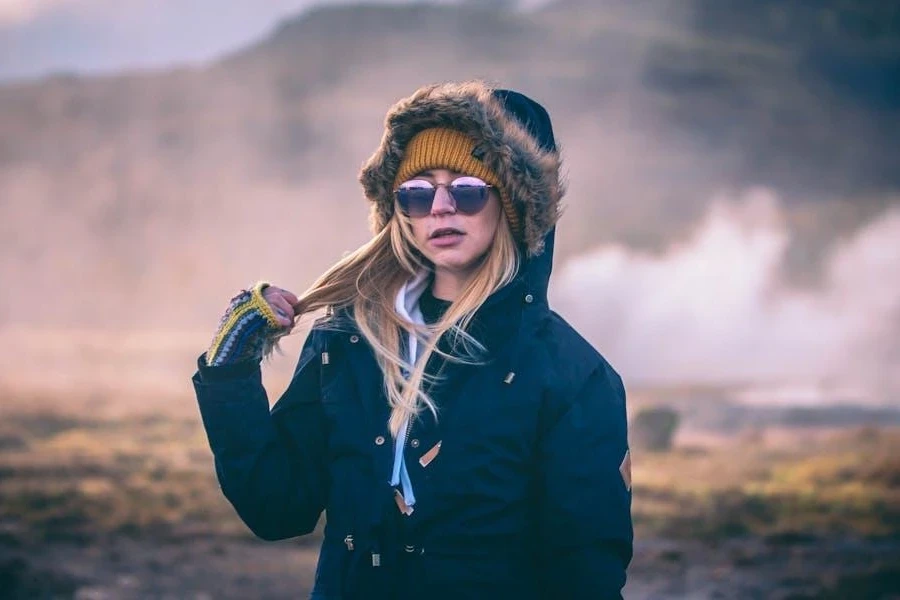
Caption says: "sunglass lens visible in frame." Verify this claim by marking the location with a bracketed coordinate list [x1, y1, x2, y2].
[397, 187, 435, 217]
[449, 184, 489, 215]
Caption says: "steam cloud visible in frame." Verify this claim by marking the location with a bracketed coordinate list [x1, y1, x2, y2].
[554, 188, 900, 404]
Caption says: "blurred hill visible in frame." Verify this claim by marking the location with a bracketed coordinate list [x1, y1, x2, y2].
[0, 0, 898, 331]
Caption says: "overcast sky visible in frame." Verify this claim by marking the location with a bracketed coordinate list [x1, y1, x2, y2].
[0, 0, 465, 81]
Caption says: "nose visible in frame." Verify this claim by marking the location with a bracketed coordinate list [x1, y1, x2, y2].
[430, 185, 456, 216]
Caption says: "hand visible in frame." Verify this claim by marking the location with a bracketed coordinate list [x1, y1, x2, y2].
[205, 282, 297, 367]
[261, 285, 299, 329]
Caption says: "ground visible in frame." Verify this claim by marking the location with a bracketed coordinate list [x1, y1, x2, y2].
[1, 386, 899, 599]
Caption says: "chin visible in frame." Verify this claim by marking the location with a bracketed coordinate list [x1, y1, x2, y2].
[427, 251, 480, 273]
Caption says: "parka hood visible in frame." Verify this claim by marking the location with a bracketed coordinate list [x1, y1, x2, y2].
[359, 81, 565, 262]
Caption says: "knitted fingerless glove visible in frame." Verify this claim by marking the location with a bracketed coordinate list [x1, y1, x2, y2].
[205, 282, 288, 367]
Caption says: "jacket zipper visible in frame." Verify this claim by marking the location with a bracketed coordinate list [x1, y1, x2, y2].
[404, 413, 414, 448]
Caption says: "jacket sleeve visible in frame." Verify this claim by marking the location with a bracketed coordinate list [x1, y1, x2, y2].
[191, 329, 329, 541]
[536, 360, 633, 599]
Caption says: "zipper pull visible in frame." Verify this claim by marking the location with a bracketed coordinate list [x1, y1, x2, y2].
[343, 534, 354, 551]
[371, 552, 381, 567]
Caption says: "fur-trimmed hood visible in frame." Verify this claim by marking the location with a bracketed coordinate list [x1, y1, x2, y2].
[359, 81, 565, 258]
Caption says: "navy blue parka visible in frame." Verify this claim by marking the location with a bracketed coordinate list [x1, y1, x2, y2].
[192, 82, 632, 599]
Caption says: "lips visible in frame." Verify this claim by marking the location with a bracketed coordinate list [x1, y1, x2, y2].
[429, 227, 464, 239]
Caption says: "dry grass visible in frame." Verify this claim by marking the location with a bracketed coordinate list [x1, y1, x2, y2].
[633, 426, 900, 541]
[0, 398, 277, 547]
[2, 386, 898, 550]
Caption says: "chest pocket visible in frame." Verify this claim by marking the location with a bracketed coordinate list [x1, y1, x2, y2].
[318, 339, 372, 460]
[433, 364, 544, 486]
[317, 335, 377, 554]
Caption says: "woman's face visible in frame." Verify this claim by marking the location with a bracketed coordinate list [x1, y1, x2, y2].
[401, 168, 502, 277]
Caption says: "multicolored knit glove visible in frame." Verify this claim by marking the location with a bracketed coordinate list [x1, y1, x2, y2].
[205, 282, 289, 367]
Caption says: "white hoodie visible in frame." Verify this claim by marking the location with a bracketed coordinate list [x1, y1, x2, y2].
[389, 270, 431, 510]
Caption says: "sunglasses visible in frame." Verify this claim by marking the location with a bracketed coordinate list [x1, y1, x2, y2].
[395, 176, 494, 218]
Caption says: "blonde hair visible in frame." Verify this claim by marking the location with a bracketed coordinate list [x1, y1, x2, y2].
[279, 197, 519, 438]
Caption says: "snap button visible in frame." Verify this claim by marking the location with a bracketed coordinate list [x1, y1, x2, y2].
[374, 435, 385, 446]
[410, 438, 420, 448]
[524, 294, 534, 304]
[350, 335, 360, 343]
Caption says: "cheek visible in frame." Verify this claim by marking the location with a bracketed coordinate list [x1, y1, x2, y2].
[471, 220, 497, 253]
[484, 195, 503, 236]
[410, 219, 429, 245]
[469, 198, 502, 252]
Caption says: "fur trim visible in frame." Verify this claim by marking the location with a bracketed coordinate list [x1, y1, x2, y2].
[359, 81, 564, 257]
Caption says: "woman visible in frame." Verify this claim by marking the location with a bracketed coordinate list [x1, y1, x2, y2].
[192, 81, 632, 599]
